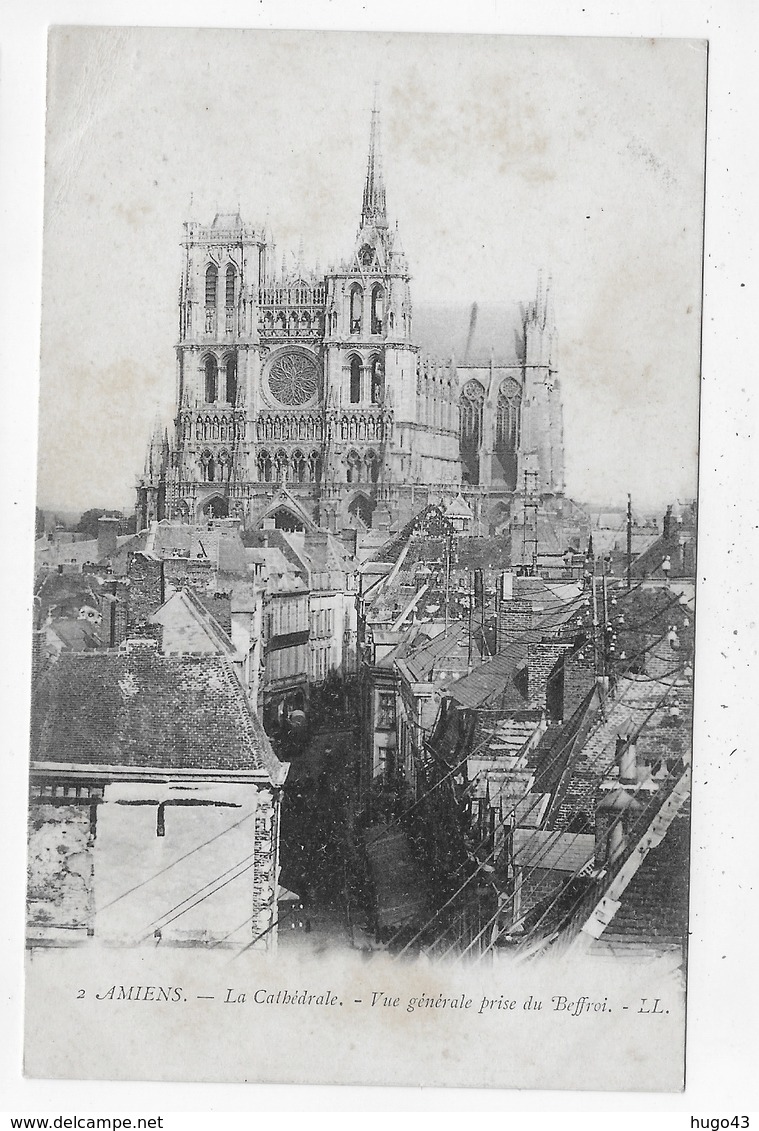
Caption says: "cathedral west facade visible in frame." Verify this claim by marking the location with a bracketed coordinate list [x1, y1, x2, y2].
[136, 105, 565, 536]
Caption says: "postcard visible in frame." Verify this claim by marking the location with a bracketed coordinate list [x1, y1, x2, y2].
[25, 26, 705, 1091]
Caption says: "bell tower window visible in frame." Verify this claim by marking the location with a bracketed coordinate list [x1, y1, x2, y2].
[371, 285, 384, 335]
[204, 356, 218, 403]
[349, 285, 362, 334]
[225, 352, 238, 404]
[205, 265, 218, 307]
[225, 265, 236, 307]
[349, 356, 361, 404]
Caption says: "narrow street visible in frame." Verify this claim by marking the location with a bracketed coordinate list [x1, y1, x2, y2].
[276, 718, 374, 955]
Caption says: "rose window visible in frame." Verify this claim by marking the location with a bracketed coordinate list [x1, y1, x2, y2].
[268, 352, 318, 406]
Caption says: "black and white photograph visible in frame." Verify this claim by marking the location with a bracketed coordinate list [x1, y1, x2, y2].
[9, 18, 734, 1098]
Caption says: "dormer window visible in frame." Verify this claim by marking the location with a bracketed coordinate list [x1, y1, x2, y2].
[359, 244, 374, 269]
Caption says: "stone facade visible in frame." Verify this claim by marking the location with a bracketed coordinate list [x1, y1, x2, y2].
[137, 104, 565, 536]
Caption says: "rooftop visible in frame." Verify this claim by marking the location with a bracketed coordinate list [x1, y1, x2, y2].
[31, 644, 286, 784]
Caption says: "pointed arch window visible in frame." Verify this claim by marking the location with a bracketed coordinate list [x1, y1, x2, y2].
[459, 379, 485, 486]
[494, 377, 522, 490]
[349, 356, 361, 404]
[205, 265, 218, 307]
[225, 352, 238, 404]
[225, 265, 236, 307]
[204, 356, 218, 403]
[371, 285, 384, 334]
[349, 285, 363, 334]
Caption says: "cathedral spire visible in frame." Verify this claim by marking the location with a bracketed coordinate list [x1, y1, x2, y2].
[361, 87, 387, 230]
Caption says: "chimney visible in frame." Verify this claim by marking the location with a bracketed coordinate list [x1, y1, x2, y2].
[595, 789, 644, 867]
[98, 516, 120, 561]
[499, 571, 514, 601]
[616, 734, 638, 785]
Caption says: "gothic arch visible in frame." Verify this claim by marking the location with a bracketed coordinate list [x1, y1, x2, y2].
[201, 494, 228, 519]
[459, 379, 485, 486]
[348, 354, 362, 404]
[308, 449, 322, 484]
[370, 284, 384, 334]
[365, 448, 380, 484]
[494, 377, 522, 489]
[258, 449, 273, 483]
[346, 449, 362, 484]
[349, 284, 363, 334]
[200, 449, 215, 483]
[274, 449, 289, 482]
[291, 449, 307, 484]
[346, 491, 375, 528]
[205, 264, 218, 307]
[225, 264, 236, 307]
[203, 355, 218, 403]
[225, 351, 238, 404]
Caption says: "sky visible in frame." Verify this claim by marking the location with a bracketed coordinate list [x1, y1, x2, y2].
[36, 27, 707, 516]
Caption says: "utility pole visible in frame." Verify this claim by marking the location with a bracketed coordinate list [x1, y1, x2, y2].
[591, 574, 600, 679]
[467, 570, 474, 669]
[626, 493, 633, 591]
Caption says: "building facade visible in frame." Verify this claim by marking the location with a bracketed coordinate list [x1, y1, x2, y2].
[137, 103, 565, 536]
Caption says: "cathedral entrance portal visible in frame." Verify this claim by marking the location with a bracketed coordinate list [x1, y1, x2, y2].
[347, 493, 375, 528]
[201, 495, 229, 519]
[272, 507, 305, 532]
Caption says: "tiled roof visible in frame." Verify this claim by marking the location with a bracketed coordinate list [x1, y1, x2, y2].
[30, 645, 286, 783]
[443, 640, 531, 711]
[402, 622, 470, 681]
[36, 573, 105, 621]
[547, 638, 691, 831]
[513, 829, 595, 873]
[588, 809, 690, 957]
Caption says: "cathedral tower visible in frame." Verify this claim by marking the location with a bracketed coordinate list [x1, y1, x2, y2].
[136, 98, 565, 536]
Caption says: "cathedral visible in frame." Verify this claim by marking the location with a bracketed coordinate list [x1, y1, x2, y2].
[136, 103, 565, 536]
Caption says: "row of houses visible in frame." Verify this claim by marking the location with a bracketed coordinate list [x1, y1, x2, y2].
[28, 494, 369, 950]
[354, 504, 695, 960]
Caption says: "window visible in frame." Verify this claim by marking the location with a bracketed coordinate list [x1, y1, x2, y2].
[225, 264, 236, 307]
[376, 691, 396, 731]
[349, 285, 362, 333]
[349, 356, 361, 404]
[204, 356, 218, 402]
[205, 264, 218, 307]
[371, 285, 384, 334]
[225, 353, 237, 403]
